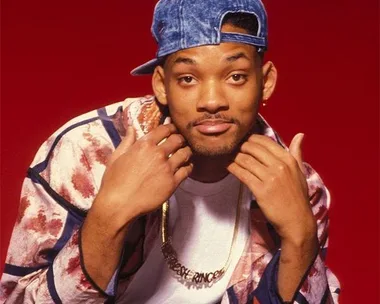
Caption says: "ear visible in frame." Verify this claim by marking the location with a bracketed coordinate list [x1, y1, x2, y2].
[152, 65, 168, 106]
[261, 61, 278, 102]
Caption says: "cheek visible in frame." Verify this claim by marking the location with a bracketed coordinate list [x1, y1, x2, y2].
[166, 85, 198, 117]
[226, 88, 260, 113]
[166, 100, 193, 132]
[167, 99, 191, 115]
[226, 94, 261, 133]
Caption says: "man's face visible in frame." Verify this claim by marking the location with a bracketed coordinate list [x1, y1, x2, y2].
[154, 24, 273, 157]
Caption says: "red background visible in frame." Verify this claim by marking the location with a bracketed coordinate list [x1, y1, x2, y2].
[1, 1, 379, 303]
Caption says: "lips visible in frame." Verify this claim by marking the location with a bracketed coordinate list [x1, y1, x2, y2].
[193, 119, 233, 135]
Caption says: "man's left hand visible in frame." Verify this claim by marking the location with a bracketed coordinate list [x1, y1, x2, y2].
[228, 133, 319, 300]
[227, 133, 316, 243]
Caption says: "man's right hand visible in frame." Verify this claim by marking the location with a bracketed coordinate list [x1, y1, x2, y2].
[81, 123, 193, 290]
[94, 123, 192, 229]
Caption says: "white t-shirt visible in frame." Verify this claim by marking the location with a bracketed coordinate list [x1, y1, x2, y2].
[121, 174, 251, 304]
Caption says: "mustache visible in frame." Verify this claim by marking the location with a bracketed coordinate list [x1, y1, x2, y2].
[186, 113, 240, 129]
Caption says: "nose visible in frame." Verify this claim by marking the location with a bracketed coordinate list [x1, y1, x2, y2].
[196, 79, 229, 113]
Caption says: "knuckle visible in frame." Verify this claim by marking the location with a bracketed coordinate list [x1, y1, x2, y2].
[240, 171, 251, 184]
[277, 163, 286, 172]
[184, 146, 193, 156]
[240, 142, 252, 153]
[162, 124, 175, 136]
[161, 163, 172, 174]
[269, 175, 278, 184]
[177, 147, 192, 161]
[170, 134, 184, 146]
[180, 166, 192, 179]
[239, 155, 250, 167]
[178, 149, 189, 161]
[139, 138, 153, 150]
[248, 134, 259, 141]
[156, 149, 167, 161]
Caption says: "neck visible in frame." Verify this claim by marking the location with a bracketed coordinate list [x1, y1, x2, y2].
[189, 154, 235, 183]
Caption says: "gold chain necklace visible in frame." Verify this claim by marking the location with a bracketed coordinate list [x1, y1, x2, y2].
[161, 182, 243, 285]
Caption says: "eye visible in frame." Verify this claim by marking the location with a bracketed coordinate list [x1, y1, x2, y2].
[178, 76, 196, 86]
[228, 74, 248, 85]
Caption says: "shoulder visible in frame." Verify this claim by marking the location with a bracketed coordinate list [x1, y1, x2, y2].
[30, 100, 122, 168]
[27, 96, 154, 212]
[30, 96, 156, 168]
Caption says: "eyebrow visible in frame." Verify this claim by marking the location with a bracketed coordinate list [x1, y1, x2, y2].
[225, 52, 250, 62]
[172, 51, 250, 66]
[173, 57, 197, 65]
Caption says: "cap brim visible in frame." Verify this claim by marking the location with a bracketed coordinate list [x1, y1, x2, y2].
[130, 58, 161, 76]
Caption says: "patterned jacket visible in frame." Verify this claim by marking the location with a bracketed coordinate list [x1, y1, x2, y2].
[0, 96, 340, 303]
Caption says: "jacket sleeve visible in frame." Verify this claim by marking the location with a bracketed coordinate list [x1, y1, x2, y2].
[253, 163, 340, 304]
[0, 124, 116, 303]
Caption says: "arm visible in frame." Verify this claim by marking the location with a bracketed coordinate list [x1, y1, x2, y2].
[1, 120, 192, 303]
[252, 174, 340, 304]
[0, 136, 109, 303]
[80, 123, 193, 290]
[228, 133, 340, 303]
[278, 230, 319, 302]
[281, 180, 340, 304]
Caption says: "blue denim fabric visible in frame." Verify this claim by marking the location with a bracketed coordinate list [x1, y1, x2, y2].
[131, 0, 268, 75]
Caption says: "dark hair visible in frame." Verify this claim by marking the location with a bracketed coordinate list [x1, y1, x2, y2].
[222, 12, 264, 60]
[221, 12, 259, 36]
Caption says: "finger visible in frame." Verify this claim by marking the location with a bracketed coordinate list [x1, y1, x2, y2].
[240, 141, 278, 167]
[159, 133, 186, 157]
[248, 134, 301, 171]
[289, 133, 306, 174]
[227, 162, 262, 191]
[234, 152, 269, 181]
[174, 163, 193, 186]
[144, 124, 178, 145]
[107, 126, 136, 167]
[168, 146, 192, 171]
[248, 134, 289, 160]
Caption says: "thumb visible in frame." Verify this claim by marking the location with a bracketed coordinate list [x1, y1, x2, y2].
[289, 133, 306, 174]
[107, 126, 136, 167]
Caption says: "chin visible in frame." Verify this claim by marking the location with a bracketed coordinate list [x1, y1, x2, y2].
[180, 125, 249, 157]
[188, 139, 240, 157]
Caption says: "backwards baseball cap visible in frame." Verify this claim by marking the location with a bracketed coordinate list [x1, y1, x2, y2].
[131, 0, 268, 75]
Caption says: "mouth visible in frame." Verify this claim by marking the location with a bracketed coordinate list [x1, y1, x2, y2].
[193, 119, 234, 135]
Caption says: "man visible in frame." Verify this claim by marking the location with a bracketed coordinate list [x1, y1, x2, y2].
[0, 0, 340, 303]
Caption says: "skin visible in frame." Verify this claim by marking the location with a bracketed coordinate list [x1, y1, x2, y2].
[81, 23, 318, 302]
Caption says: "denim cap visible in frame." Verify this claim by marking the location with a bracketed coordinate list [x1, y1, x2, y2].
[131, 0, 268, 75]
